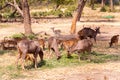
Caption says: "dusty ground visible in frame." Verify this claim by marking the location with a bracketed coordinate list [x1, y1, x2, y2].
[0, 7, 120, 80]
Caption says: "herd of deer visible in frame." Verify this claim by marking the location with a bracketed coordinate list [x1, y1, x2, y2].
[0, 26, 119, 69]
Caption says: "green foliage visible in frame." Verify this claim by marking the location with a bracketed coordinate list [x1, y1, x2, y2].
[11, 33, 37, 40]
[64, 10, 72, 17]
[27, 34, 37, 40]
[102, 15, 115, 19]
[11, 33, 24, 39]
[100, 7, 107, 12]
[39, 51, 120, 69]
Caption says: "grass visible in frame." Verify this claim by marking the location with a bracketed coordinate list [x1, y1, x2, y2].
[0, 65, 26, 79]
[0, 50, 120, 79]
[37, 51, 120, 69]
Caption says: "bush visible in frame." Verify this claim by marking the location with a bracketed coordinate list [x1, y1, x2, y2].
[66, 5, 76, 12]
[27, 34, 37, 40]
[31, 12, 39, 17]
[64, 10, 72, 17]
[100, 7, 106, 12]
[2, 13, 11, 19]
[11, 33, 24, 39]
[54, 9, 63, 18]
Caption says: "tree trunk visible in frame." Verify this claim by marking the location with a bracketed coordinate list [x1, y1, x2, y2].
[21, 0, 33, 35]
[77, 0, 87, 21]
[70, 0, 87, 34]
[101, 0, 106, 8]
[109, 0, 114, 12]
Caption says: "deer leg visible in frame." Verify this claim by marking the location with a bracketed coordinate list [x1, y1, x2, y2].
[39, 50, 44, 61]
[78, 52, 81, 62]
[21, 52, 26, 70]
[33, 53, 38, 69]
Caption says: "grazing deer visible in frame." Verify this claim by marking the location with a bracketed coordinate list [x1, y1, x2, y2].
[68, 38, 93, 61]
[78, 27, 100, 42]
[47, 37, 62, 60]
[16, 39, 44, 69]
[109, 35, 119, 47]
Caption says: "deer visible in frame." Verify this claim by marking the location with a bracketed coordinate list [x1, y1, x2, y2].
[78, 27, 100, 42]
[16, 39, 44, 70]
[51, 27, 61, 37]
[109, 35, 119, 47]
[68, 38, 93, 61]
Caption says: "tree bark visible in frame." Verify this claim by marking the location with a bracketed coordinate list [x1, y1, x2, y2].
[101, 0, 106, 8]
[109, 0, 114, 11]
[21, 0, 33, 35]
[77, 0, 87, 21]
[70, 0, 87, 34]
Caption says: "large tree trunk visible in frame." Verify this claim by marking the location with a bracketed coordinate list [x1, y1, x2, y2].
[21, 0, 33, 35]
[70, 0, 87, 34]
[109, 0, 114, 11]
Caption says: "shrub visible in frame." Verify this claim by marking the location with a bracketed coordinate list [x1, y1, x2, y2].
[11, 33, 24, 39]
[54, 9, 63, 18]
[100, 7, 106, 12]
[31, 12, 39, 18]
[64, 10, 72, 17]
[66, 5, 76, 12]
[2, 13, 11, 19]
[27, 34, 37, 40]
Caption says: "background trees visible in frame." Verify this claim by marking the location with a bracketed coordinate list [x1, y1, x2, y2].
[0, 0, 120, 35]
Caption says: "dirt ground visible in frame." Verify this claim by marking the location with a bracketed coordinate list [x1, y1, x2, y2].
[0, 8, 120, 80]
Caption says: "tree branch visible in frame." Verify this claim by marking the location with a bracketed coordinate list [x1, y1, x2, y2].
[0, 3, 9, 10]
[5, 0, 23, 17]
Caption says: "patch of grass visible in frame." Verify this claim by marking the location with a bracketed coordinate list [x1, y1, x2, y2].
[0, 50, 10, 55]
[89, 52, 120, 63]
[37, 51, 120, 69]
[6, 65, 26, 79]
[0, 64, 26, 79]
[39, 52, 89, 69]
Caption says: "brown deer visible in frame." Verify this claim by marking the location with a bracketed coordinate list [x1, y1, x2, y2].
[61, 38, 79, 57]
[47, 36, 62, 60]
[51, 27, 61, 37]
[16, 39, 44, 69]
[109, 35, 119, 47]
[78, 27, 100, 42]
[39, 39, 45, 50]
[68, 38, 93, 61]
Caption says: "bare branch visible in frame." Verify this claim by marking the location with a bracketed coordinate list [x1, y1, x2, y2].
[2, 0, 24, 17]
[0, 4, 9, 10]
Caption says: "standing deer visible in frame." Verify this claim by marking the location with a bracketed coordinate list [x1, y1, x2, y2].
[16, 39, 44, 69]
[109, 35, 119, 47]
[78, 27, 100, 42]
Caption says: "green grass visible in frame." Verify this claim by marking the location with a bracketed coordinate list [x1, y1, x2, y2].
[0, 65, 26, 79]
[0, 51, 120, 79]
[37, 51, 120, 69]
